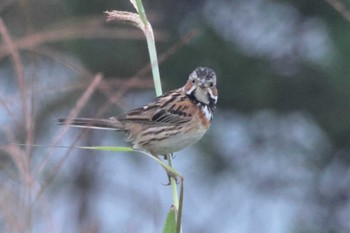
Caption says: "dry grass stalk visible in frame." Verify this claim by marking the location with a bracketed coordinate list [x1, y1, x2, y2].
[0, 18, 168, 60]
[326, 0, 350, 23]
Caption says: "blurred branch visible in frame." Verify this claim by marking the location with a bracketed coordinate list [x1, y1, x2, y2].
[96, 29, 199, 115]
[31, 74, 103, 208]
[0, 18, 33, 155]
[0, 18, 26, 119]
[35, 74, 103, 176]
[0, 19, 168, 61]
[0, 0, 16, 14]
[0, 94, 21, 129]
[0, 121, 33, 233]
[0, 77, 154, 109]
[0, 183, 26, 233]
[325, 0, 350, 23]
[136, 29, 199, 76]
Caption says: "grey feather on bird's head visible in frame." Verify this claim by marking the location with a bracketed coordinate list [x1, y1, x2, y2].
[184, 67, 218, 108]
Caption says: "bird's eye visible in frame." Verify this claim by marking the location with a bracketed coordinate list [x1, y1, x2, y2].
[191, 79, 196, 84]
[209, 82, 214, 88]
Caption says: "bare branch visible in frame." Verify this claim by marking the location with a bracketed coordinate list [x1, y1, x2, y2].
[35, 73, 104, 176]
[0, 21, 168, 60]
[325, 0, 350, 23]
[0, 18, 33, 155]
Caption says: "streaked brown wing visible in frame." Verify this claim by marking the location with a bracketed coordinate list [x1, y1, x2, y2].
[117, 89, 193, 126]
[150, 108, 192, 125]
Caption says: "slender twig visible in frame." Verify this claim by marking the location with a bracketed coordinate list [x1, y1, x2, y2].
[31, 74, 103, 209]
[0, 94, 21, 129]
[0, 18, 31, 153]
[34, 74, 103, 176]
[0, 23, 168, 60]
[0, 19, 34, 229]
[0, 0, 16, 14]
[325, 0, 350, 23]
[128, 29, 199, 80]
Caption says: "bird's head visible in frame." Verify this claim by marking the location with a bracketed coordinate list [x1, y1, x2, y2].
[184, 67, 218, 109]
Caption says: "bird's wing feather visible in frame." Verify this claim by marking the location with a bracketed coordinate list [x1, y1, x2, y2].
[117, 89, 194, 126]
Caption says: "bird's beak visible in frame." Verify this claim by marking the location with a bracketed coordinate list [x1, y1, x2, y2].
[198, 80, 206, 88]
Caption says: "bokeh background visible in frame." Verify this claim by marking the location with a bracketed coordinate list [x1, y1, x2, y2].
[1, 0, 350, 232]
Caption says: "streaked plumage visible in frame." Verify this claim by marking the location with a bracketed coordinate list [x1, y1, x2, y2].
[57, 67, 218, 156]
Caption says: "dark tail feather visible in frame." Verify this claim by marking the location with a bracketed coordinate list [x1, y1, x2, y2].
[56, 118, 124, 131]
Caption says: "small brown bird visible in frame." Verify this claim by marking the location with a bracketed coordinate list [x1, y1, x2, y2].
[58, 67, 218, 157]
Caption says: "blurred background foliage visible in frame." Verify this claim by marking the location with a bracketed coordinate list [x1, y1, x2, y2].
[1, 0, 350, 233]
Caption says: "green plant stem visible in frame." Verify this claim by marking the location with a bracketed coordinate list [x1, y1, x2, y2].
[135, 0, 147, 25]
[176, 181, 184, 233]
[145, 33, 162, 96]
[134, 1, 181, 231]
[135, 0, 177, 202]
[167, 155, 179, 209]
[135, 0, 162, 96]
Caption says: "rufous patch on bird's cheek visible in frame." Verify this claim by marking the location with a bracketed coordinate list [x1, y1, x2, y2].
[211, 87, 218, 97]
[184, 81, 193, 92]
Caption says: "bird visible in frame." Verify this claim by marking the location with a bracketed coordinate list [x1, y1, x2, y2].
[57, 67, 218, 158]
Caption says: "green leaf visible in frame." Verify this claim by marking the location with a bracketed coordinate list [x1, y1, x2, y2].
[13, 144, 134, 152]
[163, 206, 176, 233]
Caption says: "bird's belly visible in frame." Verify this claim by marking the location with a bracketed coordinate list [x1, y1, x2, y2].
[134, 128, 207, 155]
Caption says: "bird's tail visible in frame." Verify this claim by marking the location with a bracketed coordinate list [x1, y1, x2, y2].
[57, 117, 124, 131]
